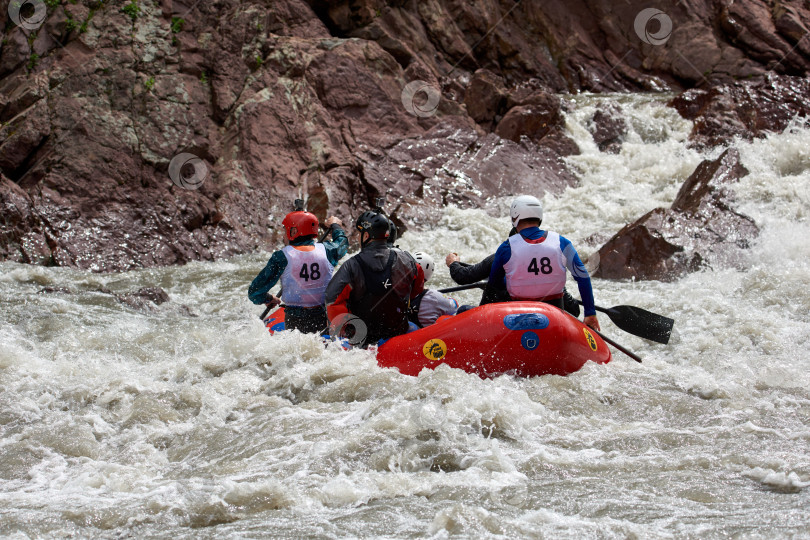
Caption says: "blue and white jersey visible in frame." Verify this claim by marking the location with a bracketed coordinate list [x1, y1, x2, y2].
[489, 227, 597, 317]
[503, 232, 567, 299]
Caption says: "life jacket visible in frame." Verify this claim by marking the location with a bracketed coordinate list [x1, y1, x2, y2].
[503, 232, 567, 300]
[407, 290, 428, 328]
[349, 251, 411, 343]
[280, 244, 334, 307]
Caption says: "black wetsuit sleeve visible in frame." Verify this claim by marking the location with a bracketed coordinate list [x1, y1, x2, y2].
[449, 253, 496, 285]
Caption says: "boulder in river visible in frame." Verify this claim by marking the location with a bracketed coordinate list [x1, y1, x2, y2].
[669, 75, 810, 148]
[588, 103, 628, 154]
[594, 148, 758, 281]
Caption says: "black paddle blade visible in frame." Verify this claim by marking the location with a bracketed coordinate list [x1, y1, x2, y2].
[602, 305, 674, 345]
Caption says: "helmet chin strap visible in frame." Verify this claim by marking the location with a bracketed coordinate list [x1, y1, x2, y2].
[360, 231, 371, 249]
[361, 233, 388, 249]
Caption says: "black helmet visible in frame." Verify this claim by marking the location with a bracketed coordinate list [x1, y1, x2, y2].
[356, 211, 390, 247]
[387, 219, 398, 246]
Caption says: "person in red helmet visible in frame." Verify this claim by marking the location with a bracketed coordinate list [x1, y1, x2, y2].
[248, 209, 348, 333]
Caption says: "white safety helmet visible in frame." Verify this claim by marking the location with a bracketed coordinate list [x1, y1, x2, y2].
[412, 251, 435, 282]
[510, 195, 544, 227]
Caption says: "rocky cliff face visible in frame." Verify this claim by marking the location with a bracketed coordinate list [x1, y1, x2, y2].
[1, 0, 808, 271]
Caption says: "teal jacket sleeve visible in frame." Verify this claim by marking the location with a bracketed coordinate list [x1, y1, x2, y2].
[323, 225, 349, 266]
[248, 250, 288, 305]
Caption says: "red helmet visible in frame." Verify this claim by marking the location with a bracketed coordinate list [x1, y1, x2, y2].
[282, 211, 319, 241]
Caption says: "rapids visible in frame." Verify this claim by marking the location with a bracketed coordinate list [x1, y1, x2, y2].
[1, 95, 809, 538]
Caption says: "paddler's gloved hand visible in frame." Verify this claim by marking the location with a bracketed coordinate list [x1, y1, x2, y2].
[264, 293, 281, 307]
[325, 216, 343, 229]
[563, 289, 580, 318]
[584, 315, 600, 332]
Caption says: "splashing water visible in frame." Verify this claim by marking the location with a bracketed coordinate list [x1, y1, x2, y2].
[1, 95, 809, 537]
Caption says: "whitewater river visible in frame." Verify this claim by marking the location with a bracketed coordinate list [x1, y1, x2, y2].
[1, 95, 809, 538]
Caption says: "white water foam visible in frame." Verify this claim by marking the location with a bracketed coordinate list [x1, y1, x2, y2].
[1, 94, 809, 537]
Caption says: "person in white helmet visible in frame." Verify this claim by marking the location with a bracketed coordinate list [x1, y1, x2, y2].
[488, 195, 601, 331]
[407, 252, 460, 327]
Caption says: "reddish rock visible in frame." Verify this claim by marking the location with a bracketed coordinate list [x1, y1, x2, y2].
[0, 98, 51, 173]
[116, 287, 171, 310]
[464, 69, 508, 128]
[594, 148, 758, 281]
[494, 90, 580, 155]
[0, 0, 808, 272]
[536, 126, 581, 157]
[495, 90, 563, 138]
[588, 103, 627, 154]
[313, 0, 809, 91]
[361, 121, 577, 231]
[0, 174, 53, 265]
[669, 75, 810, 148]
[0, 28, 31, 77]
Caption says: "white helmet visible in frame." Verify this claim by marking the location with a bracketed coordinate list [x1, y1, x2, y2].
[510, 195, 544, 227]
[412, 251, 435, 282]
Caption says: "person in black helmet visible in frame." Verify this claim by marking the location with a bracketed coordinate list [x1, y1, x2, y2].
[386, 219, 398, 246]
[325, 211, 424, 347]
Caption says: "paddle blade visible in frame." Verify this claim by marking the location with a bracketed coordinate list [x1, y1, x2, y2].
[603, 305, 674, 345]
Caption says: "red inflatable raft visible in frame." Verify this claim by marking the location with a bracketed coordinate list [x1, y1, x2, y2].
[264, 301, 611, 378]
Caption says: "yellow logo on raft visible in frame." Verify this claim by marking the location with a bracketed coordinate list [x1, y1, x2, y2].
[583, 328, 598, 352]
[423, 339, 448, 361]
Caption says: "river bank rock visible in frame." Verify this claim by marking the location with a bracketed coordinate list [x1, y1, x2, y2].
[0, 0, 807, 271]
[594, 148, 758, 281]
[669, 75, 810, 148]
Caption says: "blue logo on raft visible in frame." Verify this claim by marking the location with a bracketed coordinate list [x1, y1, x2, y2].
[271, 322, 285, 332]
[503, 313, 550, 331]
[521, 331, 540, 351]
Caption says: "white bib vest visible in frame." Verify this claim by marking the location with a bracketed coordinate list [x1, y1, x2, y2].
[503, 232, 567, 300]
[281, 244, 334, 307]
